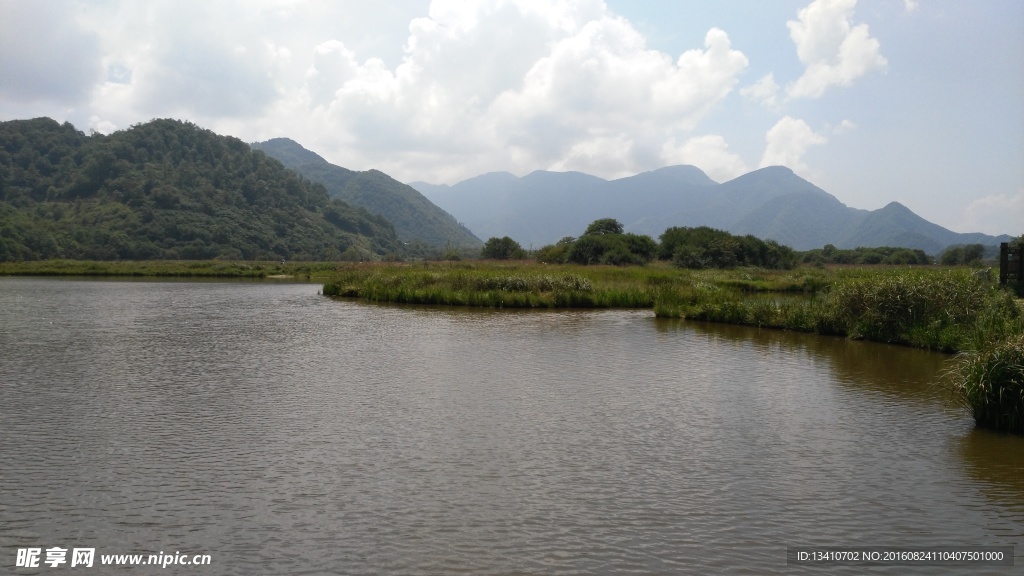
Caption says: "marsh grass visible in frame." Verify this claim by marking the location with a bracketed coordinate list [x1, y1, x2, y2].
[663, 269, 1022, 352]
[325, 262, 1022, 354]
[946, 334, 1024, 434]
[324, 262, 655, 308]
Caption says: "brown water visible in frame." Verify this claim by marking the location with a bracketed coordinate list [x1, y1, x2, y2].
[1, 278, 1021, 574]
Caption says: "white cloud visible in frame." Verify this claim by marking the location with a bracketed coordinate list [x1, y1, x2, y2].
[485, 23, 748, 178]
[832, 119, 857, 134]
[661, 134, 748, 182]
[0, 0, 104, 104]
[786, 0, 887, 99]
[87, 115, 118, 135]
[248, 1, 748, 182]
[0, 0, 751, 183]
[961, 189, 1024, 236]
[740, 73, 780, 108]
[760, 116, 826, 174]
[903, 0, 919, 13]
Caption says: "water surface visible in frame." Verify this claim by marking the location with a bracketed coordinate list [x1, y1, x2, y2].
[1, 278, 1021, 574]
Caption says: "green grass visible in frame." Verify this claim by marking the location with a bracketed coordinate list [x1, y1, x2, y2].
[655, 268, 1022, 352]
[946, 333, 1024, 434]
[324, 262, 1023, 354]
[323, 261, 657, 308]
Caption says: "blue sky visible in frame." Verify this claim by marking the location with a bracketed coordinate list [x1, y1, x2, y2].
[1, 0, 1021, 235]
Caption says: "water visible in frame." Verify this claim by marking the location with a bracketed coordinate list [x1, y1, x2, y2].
[1, 278, 1021, 574]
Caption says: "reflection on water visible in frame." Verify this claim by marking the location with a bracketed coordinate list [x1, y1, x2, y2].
[957, 429, 1024, 512]
[663, 319, 953, 402]
[1, 278, 1022, 575]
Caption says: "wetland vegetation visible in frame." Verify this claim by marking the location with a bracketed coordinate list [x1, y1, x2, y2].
[322, 261, 1022, 350]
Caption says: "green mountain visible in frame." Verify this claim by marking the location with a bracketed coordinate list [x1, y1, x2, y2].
[252, 138, 481, 249]
[0, 117, 404, 260]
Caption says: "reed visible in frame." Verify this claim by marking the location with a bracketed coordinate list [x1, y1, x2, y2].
[321, 262, 1023, 353]
[323, 262, 656, 309]
[658, 268, 1021, 352]
[946, 334, 1024, 434]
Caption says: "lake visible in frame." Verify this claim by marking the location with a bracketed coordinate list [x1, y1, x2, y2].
[1, 278, 1021, 574]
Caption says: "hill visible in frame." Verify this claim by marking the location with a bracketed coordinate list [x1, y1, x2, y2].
[410, 166, 1014, 252]
[0, 118, 404, 260]
[252, 138, 481, 249]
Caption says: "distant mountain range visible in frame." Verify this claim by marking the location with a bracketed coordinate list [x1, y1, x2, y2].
[252, 138, 481, 249]
[411, 166, 1014, 253]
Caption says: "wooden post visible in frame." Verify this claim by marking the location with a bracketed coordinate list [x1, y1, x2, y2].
[1001, 242, 1009, 285]
[1000, 242, 1022, 286]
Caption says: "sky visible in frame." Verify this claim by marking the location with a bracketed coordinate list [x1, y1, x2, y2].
[1, 0, 1021, 236]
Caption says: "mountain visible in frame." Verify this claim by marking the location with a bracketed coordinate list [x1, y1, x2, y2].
[252, 138, 481, 249]
[0, 118, 404, 260]
[410, 166, 1015, 252]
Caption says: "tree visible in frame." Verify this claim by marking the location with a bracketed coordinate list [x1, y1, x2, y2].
[940, 246, 964, 265]
[583, 218, 624, 236]
[659, 225, 794, 269]
[481, 236, 525, 259]
[566, 235, 607, 264]
[962, 244, 985, 264]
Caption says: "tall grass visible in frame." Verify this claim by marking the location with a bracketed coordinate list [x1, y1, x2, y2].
[946, 334, 1024, 434]
[323, 262, 655, 308]
[656, 269, 1021, 352]
[323, 262, 1022, 353]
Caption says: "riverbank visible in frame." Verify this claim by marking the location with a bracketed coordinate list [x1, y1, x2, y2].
[322, 261, 1023, 354]
[0, 259, 344, 279]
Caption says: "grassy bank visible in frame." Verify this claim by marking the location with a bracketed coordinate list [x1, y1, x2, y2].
[0, 259, 345, 279]
[655, 267, 1023, 352]
[947, 334, 1024, 434]
[324, 262, 1022, 353]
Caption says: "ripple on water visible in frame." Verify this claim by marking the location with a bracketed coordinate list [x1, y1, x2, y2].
[1, 279, 1022, 575]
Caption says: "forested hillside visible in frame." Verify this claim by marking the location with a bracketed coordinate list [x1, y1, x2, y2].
[0, 118, 403, 260]
[252, 138, 481, 249]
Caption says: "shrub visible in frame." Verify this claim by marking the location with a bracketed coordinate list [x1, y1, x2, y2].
[535, 243, 569, 263]
[583, 218, 624, 236]
[660, 226, 794, 269]
[481, 236, 526, 259]
[565, 232, 655, 266]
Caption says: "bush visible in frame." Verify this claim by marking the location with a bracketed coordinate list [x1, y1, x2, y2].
[583, 218, 624, 236]
[826, 270, 989, 347]
[481, 236, 526, 259]
[563, 222, 656, 266]
[661, 226, 794, 269]
[535, 243, 569, 263]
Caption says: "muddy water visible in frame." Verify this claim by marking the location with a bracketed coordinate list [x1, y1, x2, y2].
[1, 278, 1020, 574]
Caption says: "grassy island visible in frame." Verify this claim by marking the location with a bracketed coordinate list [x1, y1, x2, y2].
[323, 262, 1021, 351]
